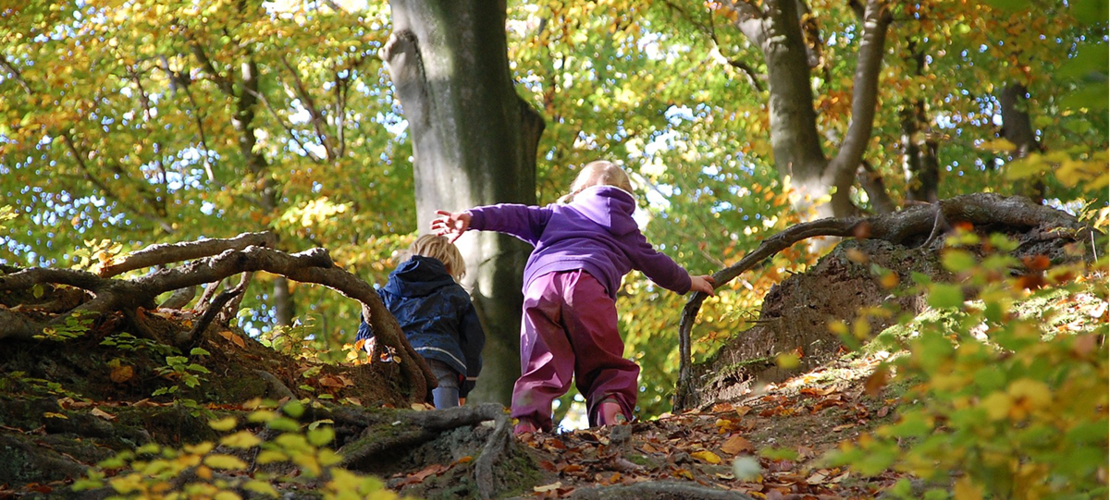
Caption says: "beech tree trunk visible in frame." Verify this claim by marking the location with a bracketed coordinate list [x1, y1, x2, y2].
[382, 0, 545, 405]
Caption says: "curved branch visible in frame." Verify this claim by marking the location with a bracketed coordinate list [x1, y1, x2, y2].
[673, 193, 1092, 410]
[99, 231, 277, 277]
[1, 240, 436, 404]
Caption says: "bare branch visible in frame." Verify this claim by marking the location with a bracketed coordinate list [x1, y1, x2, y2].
[187, 38, 234, 96]
[61, 134, 175, 234]
[280, 56, 335, 161]
[185, 270, 251, 344]
[242, 85, 325, 162]
[0, 54, 33, 95]
[99, 231, 278, 277]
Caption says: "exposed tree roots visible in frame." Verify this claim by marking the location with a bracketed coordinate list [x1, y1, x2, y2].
[673, 193, 1094, 410]
[555, 481, 756, 500]
[0, 231, 435, 405]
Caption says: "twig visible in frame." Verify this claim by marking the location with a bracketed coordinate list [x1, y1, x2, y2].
[186, 272, 251, 344]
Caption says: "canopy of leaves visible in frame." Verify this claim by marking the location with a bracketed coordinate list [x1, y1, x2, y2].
[1, 0, 1106, 420]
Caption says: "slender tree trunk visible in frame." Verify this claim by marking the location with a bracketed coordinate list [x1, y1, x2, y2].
[382, 0, 545, 405]
[999, 83, 1044, 203]
[901, 47, 940, 204]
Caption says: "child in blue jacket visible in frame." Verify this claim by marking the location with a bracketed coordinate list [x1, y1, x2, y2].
[358, 235, 485, 408]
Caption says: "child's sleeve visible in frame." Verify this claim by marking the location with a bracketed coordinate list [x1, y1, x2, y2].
[458, 302, 485, 398]
[466, 203, 553, 245]
[625, 231, 692, 294]
[356, 313, 374, 341]
[355, 289, 387, 342]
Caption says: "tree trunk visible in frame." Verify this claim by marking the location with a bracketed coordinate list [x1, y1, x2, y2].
[733, 0, 891, 219]
[999, 83, 1044, 203]
[901, 47, 940, 204]
[382, 0, 545, 405]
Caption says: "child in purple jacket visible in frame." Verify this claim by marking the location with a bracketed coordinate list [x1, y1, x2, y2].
[432, 161, 715, 433]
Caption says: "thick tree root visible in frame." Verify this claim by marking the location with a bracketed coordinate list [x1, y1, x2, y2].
[551, 481, 756, 500]
[474, 411, 512, 499]
[673, 193, 1094, 410]
[337, 403, 506, 471]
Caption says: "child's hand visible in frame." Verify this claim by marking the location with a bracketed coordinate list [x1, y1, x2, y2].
[689, 275, 716, 295]
[431, 210, 471, 242]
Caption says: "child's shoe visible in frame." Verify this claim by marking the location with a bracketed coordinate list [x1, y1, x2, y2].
[598, 398, 629, 426]
[513, 418, 538, 435]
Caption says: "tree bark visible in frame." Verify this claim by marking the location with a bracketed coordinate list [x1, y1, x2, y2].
[901, 46, 940, 204]
[382, 0, 545, 405]
[999, 83, 1045, 203]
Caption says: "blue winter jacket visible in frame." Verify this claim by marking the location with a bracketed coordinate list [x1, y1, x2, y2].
[357, 256, 485, 397]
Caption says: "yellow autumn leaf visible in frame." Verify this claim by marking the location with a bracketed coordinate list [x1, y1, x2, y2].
[980, 392, 1012, 421]
[214, 491, 242, 500]
[954, 476, 983, 500]
[243, 480, 280, 498]
[220, 430, 263, 449]
[691, 450, 723, 464]
[257, 450, 288, 464]
[208, 416, 238, 431]
[204, 454, 248, 470]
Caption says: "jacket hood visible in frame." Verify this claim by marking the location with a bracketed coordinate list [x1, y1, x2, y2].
[382, 256, 457, 297]
[570, 185, 639, 236]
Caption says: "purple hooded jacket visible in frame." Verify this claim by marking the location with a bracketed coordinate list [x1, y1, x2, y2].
[466, 185, 691, 299]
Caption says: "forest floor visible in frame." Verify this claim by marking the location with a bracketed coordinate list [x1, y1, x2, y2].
[395, 352, 907, 500]
[0, 299, 905, 500]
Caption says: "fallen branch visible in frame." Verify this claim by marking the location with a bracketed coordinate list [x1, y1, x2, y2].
[673, 193, 1092, 410]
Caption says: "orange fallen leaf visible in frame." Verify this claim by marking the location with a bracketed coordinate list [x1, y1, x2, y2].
[721, 435, 754, 455]
[219, 330, 247, 349]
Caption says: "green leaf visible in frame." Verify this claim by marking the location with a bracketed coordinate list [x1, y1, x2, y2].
[267, 417, 301, 432]
[307, 426, 335, 447]
[928, 284, 964, 309]
[941, 250, 977, 273]
[282, 400, 305, 418]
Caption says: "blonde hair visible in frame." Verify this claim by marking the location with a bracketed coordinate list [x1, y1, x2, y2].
[559, 160, 634, 203]
[403, 234, 466, 280]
